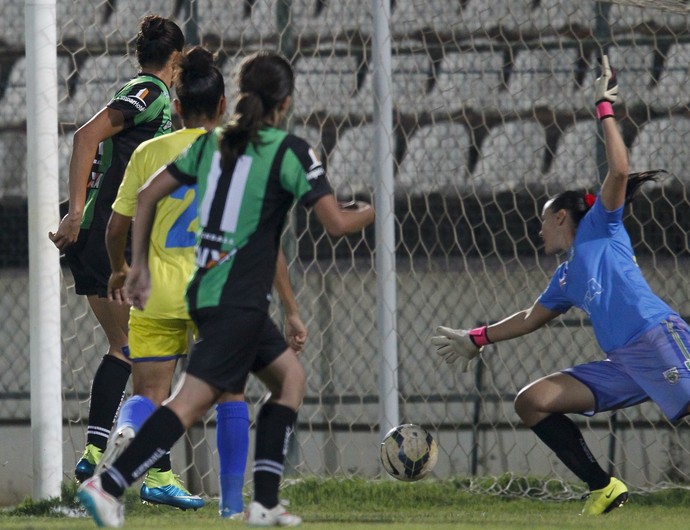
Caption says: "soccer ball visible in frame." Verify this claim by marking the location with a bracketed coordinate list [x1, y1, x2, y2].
[380, 423, 438, 481]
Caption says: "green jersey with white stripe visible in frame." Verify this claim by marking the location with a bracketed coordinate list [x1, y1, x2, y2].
[168, 126, 332, 311]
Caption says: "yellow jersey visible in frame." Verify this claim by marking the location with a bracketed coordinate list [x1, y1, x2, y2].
[112, 128, 207, 319]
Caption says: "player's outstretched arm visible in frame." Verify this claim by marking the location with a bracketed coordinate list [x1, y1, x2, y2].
[594, 54, 629, 212]
[484, 301, 560, 343]
[311, 194, 375, 237]
[431, 301, 559, 371]
[125, 168, 181, 310]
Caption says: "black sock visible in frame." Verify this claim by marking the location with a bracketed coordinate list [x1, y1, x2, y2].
[253, 403, 297, 509]
[150, 452, 172, 473]
[531, 413, 610, 491]
[101, 406, 185, 497]
[87, 354, 131, 451]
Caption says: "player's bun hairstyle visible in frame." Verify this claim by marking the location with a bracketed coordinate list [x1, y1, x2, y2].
[548, 169, 666, 226]
[174, 46, 225, 120]
[136, 15, 185, 70]
[219, 50, 295, 170]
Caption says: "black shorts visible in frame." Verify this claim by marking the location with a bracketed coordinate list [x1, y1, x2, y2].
[64, 229, 130, 297]
[186, 306, 288, 393]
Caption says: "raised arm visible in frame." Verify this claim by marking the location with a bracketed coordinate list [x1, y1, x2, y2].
[125, 168, 182, 310]
[594, 55, 629, 212]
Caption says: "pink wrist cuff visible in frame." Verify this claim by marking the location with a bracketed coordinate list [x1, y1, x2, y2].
[469, 326, 491, 347]
[596, 101, 614, 120]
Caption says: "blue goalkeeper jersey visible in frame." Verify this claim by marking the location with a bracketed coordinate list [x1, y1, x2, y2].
[538, 195, 677, 353]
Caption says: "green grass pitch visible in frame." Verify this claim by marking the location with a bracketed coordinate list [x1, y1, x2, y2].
[3, 477, 690, 529]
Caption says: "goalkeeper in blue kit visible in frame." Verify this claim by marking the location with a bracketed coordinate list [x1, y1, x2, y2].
[432, 55, 690, 516]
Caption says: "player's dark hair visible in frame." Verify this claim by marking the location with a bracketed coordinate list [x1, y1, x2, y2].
[136, 15, 185, 70]
[174, 46, 224, 120]
[219, 51, 294, 170]
[548, 170, 665, 226]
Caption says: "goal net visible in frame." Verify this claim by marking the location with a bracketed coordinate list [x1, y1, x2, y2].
[2, 0, 690, 502]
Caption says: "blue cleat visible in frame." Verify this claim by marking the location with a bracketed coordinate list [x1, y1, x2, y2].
[139, 469, 205, 511]
[75, 444, 103, 483]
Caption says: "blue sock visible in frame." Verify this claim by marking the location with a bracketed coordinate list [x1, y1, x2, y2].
[216, 401, 250, 516]
[117, 395, 156, 433]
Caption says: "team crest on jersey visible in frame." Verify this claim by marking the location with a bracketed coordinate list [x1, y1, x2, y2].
[663, 367, 680, 385]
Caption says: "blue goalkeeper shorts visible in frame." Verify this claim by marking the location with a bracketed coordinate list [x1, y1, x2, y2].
[564, 315, 690, 422]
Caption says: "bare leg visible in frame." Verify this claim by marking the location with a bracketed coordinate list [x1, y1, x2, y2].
[515, 372, 612, 496]
[131, 360, 178, 405]
[254, 348, 306, 410]
[164, 373, 221, 428]
[87, 295, 130, 361]
[515, 372, 596, 427]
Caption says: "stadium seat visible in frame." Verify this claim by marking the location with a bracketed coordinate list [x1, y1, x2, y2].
[57, 0, 111, 45]
[608, 3, 671, 34]
[0, 131, 27, 199]
[653, 42, 690, 111]
[397, 122, 472, 195]
[460, 0, 537, 35]
[70, 54, 138, 125]
[535, 0, 596, 34]
[390, 0, 460, 36]
[290, 0, 372, 40]
[473, 120, 546, 193]
[659, 9, 690, 34]
[0, 58, 26, 127]
[94, 0, 181, 44]
[629, 118, 690, 187]
[194, 0, 282, 44]
[430, 50, 507, 113]
[327, 124, 378, 198]
[507, 46, 587, 112]
[0, 0, 25, 48]
[607, 45, 658, 107]
[390, 52, 436, 112]
[545, 120, 605, 193]
[293, 53, 372, 119]
[0, 55, 79, 129]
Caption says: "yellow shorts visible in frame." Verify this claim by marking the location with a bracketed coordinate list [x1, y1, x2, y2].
[128, 312, 198, 362]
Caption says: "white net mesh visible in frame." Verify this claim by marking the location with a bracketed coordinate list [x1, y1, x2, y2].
[2, 0, 690, 502]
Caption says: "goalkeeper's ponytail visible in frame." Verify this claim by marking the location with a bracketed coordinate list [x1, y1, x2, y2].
[219, 51, 294, 171]
[549, 169, 665, 227]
